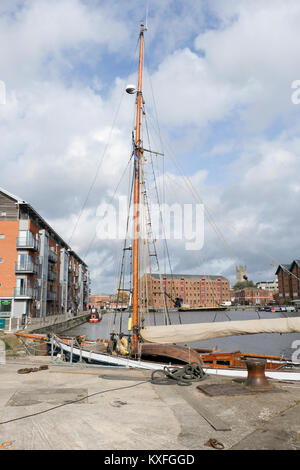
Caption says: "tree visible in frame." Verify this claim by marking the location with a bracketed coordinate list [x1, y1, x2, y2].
[233, 280, 255, 291]
[110, 290, 130, 303]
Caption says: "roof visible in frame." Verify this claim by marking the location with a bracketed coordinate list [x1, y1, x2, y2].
[149, 273, 228, 281]
[0, 187, 87, 267]
[275, 260, 300, 275]
[0, 186, 26, 204]
[275, 264, 291, 275]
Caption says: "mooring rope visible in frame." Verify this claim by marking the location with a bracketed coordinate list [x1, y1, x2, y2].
[151, 362, 206, 386]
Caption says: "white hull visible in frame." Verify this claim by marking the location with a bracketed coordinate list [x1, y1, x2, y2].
[202, 366, 300, 382]
[52, 337, 300, 381]
[52, 337, 167, 370]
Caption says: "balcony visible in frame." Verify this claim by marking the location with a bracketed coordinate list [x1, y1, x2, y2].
[48, 269, 57, 281]
[15, 261, 38, 274]
[16, 235, 39, 251]
[48, 250, 58, 263]
[47, 290, 56, 301]
[13, 287, 37, 299]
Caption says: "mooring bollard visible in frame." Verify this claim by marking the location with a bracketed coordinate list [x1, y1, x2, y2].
[244, 358, 274, 390]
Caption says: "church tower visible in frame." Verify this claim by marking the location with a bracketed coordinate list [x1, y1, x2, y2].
[236, 265, 248, 283]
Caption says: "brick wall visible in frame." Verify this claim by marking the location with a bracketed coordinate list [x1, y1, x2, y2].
[0, 221, 19, 296]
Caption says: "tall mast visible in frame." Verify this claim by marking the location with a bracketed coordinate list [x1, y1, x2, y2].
[132, 23, 145, 353]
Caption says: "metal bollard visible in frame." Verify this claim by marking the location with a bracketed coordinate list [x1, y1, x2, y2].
[244, 358, 274, 390]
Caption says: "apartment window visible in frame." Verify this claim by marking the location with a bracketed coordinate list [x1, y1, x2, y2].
[0, 299, 11, 315]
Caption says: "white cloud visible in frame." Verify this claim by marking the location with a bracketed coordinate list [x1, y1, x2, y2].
[1, 0, 300, 293]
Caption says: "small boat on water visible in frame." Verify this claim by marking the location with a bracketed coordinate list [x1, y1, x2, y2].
[89, 311, 102, 323]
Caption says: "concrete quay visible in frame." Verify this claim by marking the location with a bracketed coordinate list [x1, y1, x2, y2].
[0, 357, 300, 451]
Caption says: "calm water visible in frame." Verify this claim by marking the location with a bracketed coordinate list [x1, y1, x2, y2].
[65, 309, 300, 360]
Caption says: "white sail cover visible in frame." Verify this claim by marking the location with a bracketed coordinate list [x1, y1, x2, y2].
[140, 317, 300, 344]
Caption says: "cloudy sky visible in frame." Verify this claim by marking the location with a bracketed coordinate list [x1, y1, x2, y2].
[1, 0, 300, 293]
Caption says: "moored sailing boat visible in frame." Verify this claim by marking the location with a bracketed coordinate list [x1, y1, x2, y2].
[40, 23, 300, 380]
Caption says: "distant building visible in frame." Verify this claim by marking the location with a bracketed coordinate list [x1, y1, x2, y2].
[256, 280, 278, 291]
[0, 187, 90, 320]
[276, 260, 300, 303]
[236, 265, 248, 283]
[140, 273, 231, 309]
[89, 294, 111, 308]
[234, 287, 274, 306]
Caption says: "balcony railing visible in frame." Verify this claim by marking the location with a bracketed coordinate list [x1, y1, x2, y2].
[13, 287, 37, 298]
[48, 250, 58, 263]
[47, 290, 56, 301]
[15, 261, 38, 274]
[16, 236, 39, 251]
[48, 270, 57, 281]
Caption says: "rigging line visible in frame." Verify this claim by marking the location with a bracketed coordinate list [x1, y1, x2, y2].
[140, 102, 169, 321]
[67, 33, 141, 248]
[142, 117, 170, 325]
[114, 146, 136, 333]
[83, 154, 133, 260]
[159, 172, 225, 308]
[140, 162, 151, 323]
[143, 66, 239, 266]
[149, 116, 300, 286]
[163, 140, 300, 286]
[141, 166, 157, 326]
[146, 114, 239, 265]
[144, 112, 182, 324]
[161, 142, 300, 286]
[144, 55, 239, 269]
[67, 92, 124, 248]
[112, 164, 134, 333]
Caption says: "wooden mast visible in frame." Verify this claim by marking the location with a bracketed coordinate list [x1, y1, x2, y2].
[132, 23, 145, 354]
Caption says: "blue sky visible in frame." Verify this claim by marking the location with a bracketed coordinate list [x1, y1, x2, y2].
[1, 0, 300, 293]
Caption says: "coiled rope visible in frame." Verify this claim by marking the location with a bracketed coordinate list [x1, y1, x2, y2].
[151, 362, 206, 386]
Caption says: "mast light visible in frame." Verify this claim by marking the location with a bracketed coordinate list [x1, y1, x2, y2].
[126, 84, 137, 94]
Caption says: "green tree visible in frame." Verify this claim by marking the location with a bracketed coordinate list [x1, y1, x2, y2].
[233, 280, 255, 291]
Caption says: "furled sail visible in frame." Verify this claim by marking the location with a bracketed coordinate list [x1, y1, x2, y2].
[140, 317, 300, 344]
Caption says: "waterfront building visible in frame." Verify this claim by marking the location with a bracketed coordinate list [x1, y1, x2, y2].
[256, 280, 278, 291]
[276, 260, 300, 302]
[89, 294, 111, 309]
[0, 187, 90, 321]
[234, 287, 274, 306]
[141, 273, 230, 309]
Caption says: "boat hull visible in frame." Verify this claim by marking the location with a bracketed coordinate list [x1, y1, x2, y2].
[50, 337, 300, 381]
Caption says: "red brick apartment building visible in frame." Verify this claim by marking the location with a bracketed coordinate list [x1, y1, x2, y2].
[141, 273, 230, 309]
[0, 188, 90, 320]
[234, 288, 274, 306]
[276, 260, 300, 303]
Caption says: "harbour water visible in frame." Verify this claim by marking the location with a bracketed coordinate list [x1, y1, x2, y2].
[65, 309, 300, 360]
